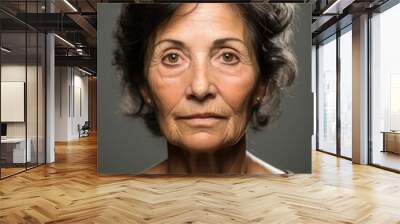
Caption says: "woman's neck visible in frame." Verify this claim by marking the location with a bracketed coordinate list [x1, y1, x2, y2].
[166, 136, 248, 174]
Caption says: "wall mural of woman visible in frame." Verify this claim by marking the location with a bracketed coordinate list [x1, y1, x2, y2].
[112, 3, 298, 175]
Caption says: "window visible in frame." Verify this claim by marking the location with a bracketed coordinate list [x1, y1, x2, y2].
[339, 27, 352, 158]
[317, 35, 337, 154]
[370, 2, 400, 171]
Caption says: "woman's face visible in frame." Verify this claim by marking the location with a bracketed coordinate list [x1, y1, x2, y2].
[144, 3, 263, 152]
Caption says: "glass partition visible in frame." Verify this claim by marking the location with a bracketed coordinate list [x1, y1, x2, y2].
[317, 35, 337, 155]
[371, 3, 400, 171]
[339, 27, 352, 158]
[38, 32, 45, 165]
[1, 30, 28, 177]
[27, 31, 38, 169]
[0, 1, 46, 179]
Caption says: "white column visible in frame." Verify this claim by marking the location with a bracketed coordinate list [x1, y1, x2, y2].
[352, 14, 369, 164]
[46, 1, 55, 163]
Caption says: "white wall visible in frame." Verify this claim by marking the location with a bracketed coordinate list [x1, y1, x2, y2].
[1, 82, 25, 122]
[1, 64, 38, 138]
[1, 63, 46, 164]
[55, 66, 89, 141]
[55, 66, 69, 141]
[1, 66, 26, 135]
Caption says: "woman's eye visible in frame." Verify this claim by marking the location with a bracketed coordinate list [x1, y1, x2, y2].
[162, 53, 181, 65]
[220, 52, 239, 64]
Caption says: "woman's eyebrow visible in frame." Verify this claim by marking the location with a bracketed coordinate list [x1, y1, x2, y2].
[154, 39, 186, 48]
[154, 37, 246, 50]
[212, 38, 246, 48]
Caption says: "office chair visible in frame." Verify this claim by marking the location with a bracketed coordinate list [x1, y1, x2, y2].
[79, 121, 90, 138]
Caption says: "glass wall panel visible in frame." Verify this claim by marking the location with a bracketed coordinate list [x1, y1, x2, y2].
[27, 30, 38, 169]
[339, 28, 352, 158]
[0, 1, 46, 179]
[371, 3, 400, 171]
[38, 32, 45, 165]
[1, 30, 28, 177]
[318, 36, 337, 154]
[26, 0, 40, 169]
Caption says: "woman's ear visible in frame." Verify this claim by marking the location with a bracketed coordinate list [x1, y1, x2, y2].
[252, 79, 268, 106]
[139, 84, 153, 106]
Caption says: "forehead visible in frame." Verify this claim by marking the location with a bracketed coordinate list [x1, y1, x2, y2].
[155, 3, 247, 43]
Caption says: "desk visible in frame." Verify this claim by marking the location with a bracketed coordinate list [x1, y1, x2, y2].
[1, 138, 31, 163]
[381, 131, 400, 154]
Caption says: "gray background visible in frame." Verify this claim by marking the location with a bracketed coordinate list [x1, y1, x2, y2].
[97, 3, 312, 174]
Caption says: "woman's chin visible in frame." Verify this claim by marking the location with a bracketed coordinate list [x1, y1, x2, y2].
[180, 132, 224, 152]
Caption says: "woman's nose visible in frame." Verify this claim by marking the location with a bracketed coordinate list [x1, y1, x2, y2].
[185, 60, 217, 102]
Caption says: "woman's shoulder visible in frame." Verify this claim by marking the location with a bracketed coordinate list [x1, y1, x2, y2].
[246, 151, 287, 175]
[141, 152, 290, 175]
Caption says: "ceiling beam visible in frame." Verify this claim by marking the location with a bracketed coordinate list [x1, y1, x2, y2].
[322, 0, 356, 14]
[67, 13, 97, 47]
[55, 55, 96, 71]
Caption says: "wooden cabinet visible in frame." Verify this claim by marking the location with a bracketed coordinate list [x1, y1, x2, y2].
[382, 132, 400, 154]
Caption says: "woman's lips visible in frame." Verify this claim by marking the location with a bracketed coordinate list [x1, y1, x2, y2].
[178, 113, 226, 119]
[177, 113, 226, 126]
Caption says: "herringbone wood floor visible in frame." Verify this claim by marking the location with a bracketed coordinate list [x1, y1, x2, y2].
[1, 134, 400, 223]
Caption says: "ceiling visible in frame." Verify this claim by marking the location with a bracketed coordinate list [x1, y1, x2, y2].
[311, 0, 391, 43]
[0, 0, 100, 74]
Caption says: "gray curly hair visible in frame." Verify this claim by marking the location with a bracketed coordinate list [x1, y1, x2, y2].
[113, 3, 297, 136]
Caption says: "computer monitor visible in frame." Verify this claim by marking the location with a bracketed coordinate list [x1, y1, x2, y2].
[1, 123, 7, 137]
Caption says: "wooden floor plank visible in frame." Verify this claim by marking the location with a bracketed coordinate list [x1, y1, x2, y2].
[0, 134, 400, 223]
